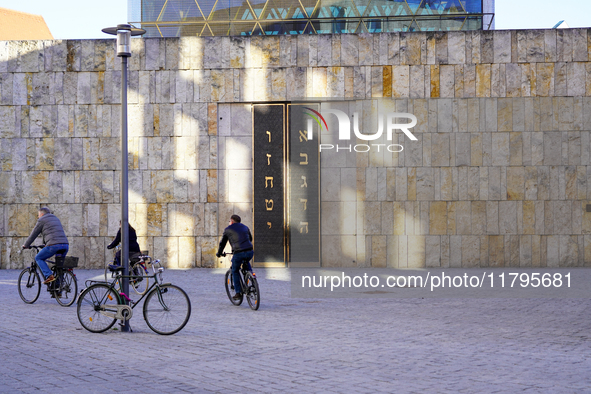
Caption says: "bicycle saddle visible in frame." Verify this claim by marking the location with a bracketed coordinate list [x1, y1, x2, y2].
[108, 265, 125, 272]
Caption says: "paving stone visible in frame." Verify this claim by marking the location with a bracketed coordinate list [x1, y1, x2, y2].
[1, 268, 590, 392]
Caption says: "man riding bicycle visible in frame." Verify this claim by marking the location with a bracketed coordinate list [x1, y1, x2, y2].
[216, 214, 254, 300]
[22, 207, 69, 285]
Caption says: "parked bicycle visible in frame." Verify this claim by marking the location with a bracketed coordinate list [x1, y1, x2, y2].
[104, 246, 150, 295]
[18, 245, 78, 307]
[77, 259, 191, 335]
[222, 252, 260, 310]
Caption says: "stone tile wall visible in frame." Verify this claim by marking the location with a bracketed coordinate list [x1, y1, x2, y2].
[319, 96, 591, 268]
[1, 29, 590, 268]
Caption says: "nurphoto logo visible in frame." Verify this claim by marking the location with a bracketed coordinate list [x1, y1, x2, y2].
[303, 106, 418, 153]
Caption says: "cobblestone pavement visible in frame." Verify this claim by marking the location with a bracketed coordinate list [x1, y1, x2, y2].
[1, 267, 590, 393]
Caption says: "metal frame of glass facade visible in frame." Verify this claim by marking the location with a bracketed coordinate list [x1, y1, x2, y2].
[128, 0, 494, 37]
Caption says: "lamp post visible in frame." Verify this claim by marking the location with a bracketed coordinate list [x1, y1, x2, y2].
[102, 24, 145, 333]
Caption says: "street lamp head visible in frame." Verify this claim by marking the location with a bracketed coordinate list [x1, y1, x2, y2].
[101, 24, 146, 57]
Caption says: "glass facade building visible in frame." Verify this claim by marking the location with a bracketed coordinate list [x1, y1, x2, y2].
[128, 0, 494, 37]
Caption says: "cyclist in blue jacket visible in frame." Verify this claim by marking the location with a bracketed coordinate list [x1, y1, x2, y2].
[216, 214, 254, 300]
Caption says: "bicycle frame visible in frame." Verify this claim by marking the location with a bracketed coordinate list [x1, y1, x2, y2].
[18, 245, 78, 307]
[222, 252, 260, 310]
[88, 262, 171, 314]
[27, 260, 42, 278]
[223, 252, 253, 290]
[78, 259, 191, 335]
[234, 266, 250, 292]
[25, 247, 70, 289]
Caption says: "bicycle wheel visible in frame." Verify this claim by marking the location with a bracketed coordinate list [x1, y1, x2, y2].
[224, 270, 243, 306]
[54, 270, 78, 307]
[77, 284, 120, 333]
[130, 262, 149, 295]
[143, 284, 191, 335]
[18, 267, 41, 304]
[244, 273, 260, 311]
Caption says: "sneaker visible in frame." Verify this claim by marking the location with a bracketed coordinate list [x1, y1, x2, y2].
[43, 275, 55, 284]
[232, 293, 242, 300]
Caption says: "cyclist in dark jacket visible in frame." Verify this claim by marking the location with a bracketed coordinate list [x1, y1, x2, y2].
[216, 214, 253, 299]
[107, 221, 141, 269]
[22, 207, 69, 284]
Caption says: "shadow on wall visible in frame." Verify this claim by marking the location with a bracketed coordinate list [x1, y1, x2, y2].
[318, 99, 426, 268]
[0, 38, 258, 269]
[5, 34, 583, 269]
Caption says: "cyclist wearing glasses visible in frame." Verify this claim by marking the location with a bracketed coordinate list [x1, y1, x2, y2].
[216, 214, 254, 300]
[22, 207, 69, 284]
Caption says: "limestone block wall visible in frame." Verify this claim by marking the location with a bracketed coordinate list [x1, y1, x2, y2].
[1, 29, 591, 268]
[319, 96, 591, 268]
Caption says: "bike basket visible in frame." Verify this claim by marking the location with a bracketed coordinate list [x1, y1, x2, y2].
[55, 256, 78, 268]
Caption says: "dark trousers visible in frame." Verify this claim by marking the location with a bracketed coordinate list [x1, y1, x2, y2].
[36, 244, 69, 278]
[113, 250, 140, 265]
[231, 250, 254, 294]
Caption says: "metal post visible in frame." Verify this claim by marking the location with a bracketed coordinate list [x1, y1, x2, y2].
[101, 24, 145, 334]
[121, 54, 130, 332]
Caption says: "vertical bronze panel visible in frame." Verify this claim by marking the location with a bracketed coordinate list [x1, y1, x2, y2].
[288, 104, 320, 265]
[253, 105, 285, 263]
